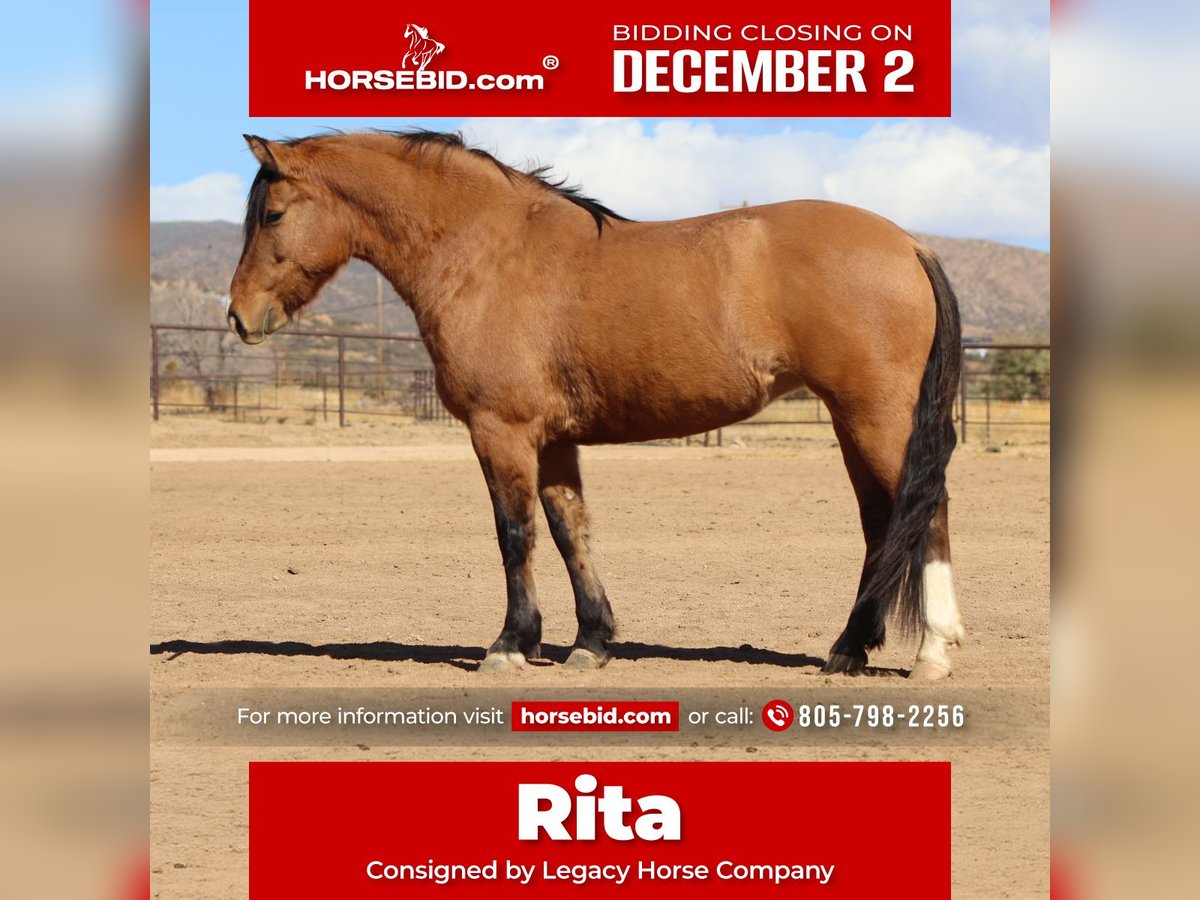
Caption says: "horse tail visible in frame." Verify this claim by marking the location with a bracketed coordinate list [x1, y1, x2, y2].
[859, 245, 962, 644]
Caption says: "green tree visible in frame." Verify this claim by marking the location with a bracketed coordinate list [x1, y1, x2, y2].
[988, 348, 1050, 401]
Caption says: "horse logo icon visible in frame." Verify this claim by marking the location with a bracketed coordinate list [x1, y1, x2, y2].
[403, 23, 446, 71]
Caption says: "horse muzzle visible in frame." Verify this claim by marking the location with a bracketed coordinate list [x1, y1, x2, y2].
[228, 305, 284, 345]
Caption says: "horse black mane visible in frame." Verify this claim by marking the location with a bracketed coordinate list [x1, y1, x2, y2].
[242, 129, 627, 248]
[391, 130, 628, 233]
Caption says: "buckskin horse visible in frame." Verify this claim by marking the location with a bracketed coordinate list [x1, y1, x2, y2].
[228, 131, 966, 679]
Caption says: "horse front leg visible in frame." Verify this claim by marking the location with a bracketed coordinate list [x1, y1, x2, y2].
[472, 416, 542, 672]
[538, 442, 615, 669]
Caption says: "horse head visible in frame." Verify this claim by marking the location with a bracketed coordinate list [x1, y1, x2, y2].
[228, 136, 356, 344]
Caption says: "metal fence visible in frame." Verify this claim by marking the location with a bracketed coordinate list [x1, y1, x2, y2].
[149, 323, 443, 426]
[150, 325, 1048, 443]
[725, 342, 1050, 445]
[957, 342, 1050, 444]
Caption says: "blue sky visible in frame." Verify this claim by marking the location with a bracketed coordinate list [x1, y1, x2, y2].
[149, 1, 1050, 248]
[148, 3, 903, 183]
[3, 2, 124, 87]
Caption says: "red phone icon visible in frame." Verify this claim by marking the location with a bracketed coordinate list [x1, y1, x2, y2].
[762, 700, 793, 731]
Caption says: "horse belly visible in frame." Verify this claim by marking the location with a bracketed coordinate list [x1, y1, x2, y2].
[567, 361, 776, 444]
[562, 218, 800, 443]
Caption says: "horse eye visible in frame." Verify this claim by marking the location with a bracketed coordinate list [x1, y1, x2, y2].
[265, 210, 284, 226]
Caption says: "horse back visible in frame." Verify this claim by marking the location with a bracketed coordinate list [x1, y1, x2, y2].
[547, 201, 932, 441]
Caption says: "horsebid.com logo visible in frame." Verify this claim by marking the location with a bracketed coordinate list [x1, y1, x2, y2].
[304, 21, 549, 92]
[402, 23, 445, 72]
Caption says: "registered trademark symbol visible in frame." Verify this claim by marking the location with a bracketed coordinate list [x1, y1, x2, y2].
[542, 55, 559, 70]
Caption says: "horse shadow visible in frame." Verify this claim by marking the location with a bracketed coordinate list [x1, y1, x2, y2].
[151, 639, 483, 673]
[150, 639, 906, 676]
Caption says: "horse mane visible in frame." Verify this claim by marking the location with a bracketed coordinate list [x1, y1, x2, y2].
[243, 129, 628, 242]
[386, 130, 628, 234]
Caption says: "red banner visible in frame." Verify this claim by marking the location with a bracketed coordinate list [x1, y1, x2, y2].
[511, 701, 679, 732]
[249, 0, 950, 117]
[250, 761, 950, 897]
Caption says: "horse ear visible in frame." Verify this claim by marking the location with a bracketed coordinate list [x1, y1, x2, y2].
[244, 134, 282, 171]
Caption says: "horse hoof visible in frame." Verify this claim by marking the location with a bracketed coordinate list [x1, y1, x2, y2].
[565, 648, 607, 670]
[908, 660, 951, 681]
[478, 651, 526, 673]
[822, 652, 866, 675]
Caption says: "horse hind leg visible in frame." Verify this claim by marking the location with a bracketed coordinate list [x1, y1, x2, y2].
[825, 411, 964, 680]
[909, 499, 965, 680]
[824, 417, 895, 673]
[538, 442, 616, 669]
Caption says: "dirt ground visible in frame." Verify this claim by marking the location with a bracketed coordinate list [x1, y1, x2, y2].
[150, 418, 1049, 898]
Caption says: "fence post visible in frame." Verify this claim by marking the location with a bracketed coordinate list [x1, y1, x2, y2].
[337, 335, 346, 427]
[959, 348, 968, 443]
[150, 326, 160, 421]
[233, 375, 239, 421]
[322, 373, 328, 423]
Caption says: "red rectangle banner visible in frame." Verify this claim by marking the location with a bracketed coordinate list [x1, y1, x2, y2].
[249, 761, 950, 897]
[249, 1, 950, 117]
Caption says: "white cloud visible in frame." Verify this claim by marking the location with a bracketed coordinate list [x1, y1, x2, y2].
[462, 118, 1048, 244]
[0, 82, 120, 148]
[150, 172, 246, 222]
[1055, 23, 1200, 182]
[950, 0, 1050, 145]
[149, 120, 1049, 244]
[462, 118, 836, 218]
[823, 123, 1049, 239]
[952, 20, 1050, 144]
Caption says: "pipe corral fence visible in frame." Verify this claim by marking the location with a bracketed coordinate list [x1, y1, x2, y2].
[149, 324, 1049, 445]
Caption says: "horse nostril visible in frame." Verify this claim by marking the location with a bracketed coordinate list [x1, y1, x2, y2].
[228, 311, 247, 339]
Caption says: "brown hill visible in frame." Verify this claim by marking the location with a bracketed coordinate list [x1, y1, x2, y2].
[917, 233, 1049, 340]
[150, 221, 418, 334]
[150, 221, 1048, 340]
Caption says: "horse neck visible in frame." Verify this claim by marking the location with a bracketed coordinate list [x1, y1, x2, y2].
[333, 150, 525, 327]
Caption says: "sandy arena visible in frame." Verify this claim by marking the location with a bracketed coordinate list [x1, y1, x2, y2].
[151, 419, 1049, 898]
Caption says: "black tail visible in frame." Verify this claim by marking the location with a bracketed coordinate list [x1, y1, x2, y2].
[857, 247, 962, 647]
